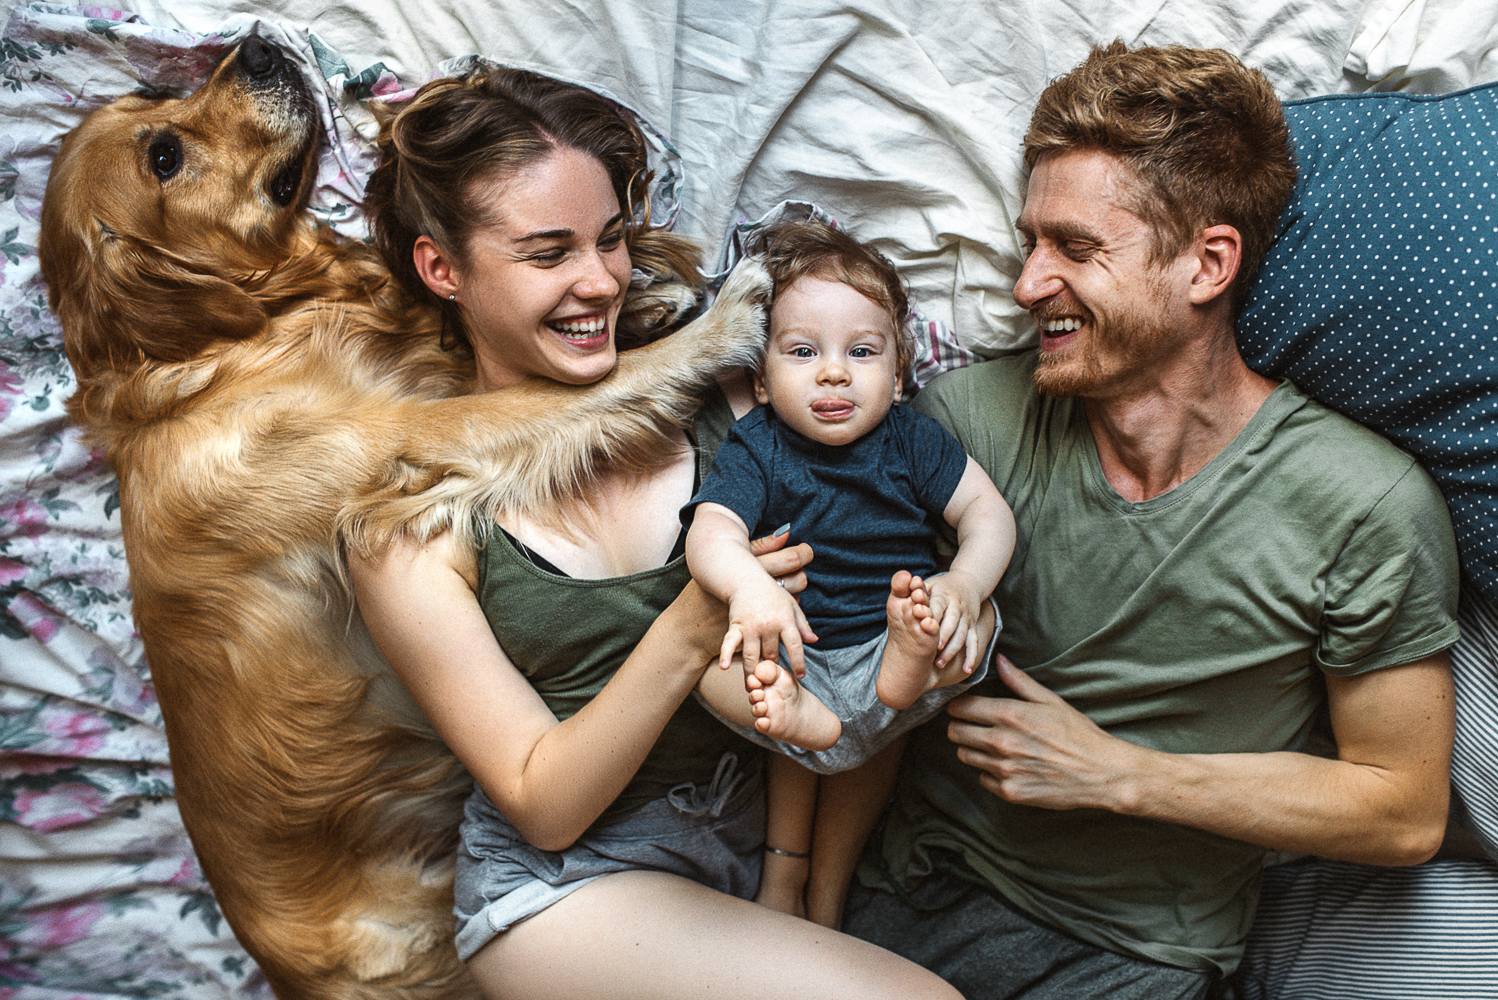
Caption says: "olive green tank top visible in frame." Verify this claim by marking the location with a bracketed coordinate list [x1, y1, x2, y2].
[474, 387, 756, 826]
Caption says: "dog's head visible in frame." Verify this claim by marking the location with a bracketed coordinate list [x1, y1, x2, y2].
[39, 36, 322, 379]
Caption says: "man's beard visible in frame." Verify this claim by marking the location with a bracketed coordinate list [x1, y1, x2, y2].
[1032, 303, 1164, 399]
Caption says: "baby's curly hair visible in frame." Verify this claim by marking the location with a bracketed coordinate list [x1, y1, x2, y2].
[752, 219, 912, 377]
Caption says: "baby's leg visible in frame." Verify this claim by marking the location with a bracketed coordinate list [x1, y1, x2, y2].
[749, 659, 842, 751]
[876, 571, 996, 710]
[696, 655, 841, 751]
[755, 754, 817, 918]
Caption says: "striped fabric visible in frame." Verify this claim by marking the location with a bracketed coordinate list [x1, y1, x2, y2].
[1235, 859, 1498, 1000]
[1454, 589, 1498, 860]
[1234, 588, 1498, 999]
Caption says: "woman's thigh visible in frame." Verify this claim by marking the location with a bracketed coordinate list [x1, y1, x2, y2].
[468, 869, 962, 1000]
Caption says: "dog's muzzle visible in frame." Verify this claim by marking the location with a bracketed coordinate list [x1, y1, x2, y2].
[233, 35, 319, 208]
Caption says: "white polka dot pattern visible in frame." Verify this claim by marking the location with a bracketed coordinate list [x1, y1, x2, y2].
[1240, 84, 1498, 603]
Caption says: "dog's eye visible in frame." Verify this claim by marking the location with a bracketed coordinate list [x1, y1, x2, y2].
[148, 135, 182, 180]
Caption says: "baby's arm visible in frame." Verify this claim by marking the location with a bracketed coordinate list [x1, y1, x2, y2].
[926, 457, 1015, 672]
[686, 503, 817, 676]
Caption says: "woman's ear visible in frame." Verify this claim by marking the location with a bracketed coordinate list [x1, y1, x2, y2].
[412, 236, 458, 300]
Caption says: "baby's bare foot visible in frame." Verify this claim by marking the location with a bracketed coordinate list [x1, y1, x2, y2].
[876, 571, 945, 710]
[749, 661, 841, 751]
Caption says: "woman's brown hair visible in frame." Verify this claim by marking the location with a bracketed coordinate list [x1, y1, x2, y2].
[364, 65, 700, 351]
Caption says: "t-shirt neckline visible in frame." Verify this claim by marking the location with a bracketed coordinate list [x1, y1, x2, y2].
[1078, 379, 1301, 515]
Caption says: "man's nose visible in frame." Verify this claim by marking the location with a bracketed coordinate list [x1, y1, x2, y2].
[1013, 248, 1062, 311]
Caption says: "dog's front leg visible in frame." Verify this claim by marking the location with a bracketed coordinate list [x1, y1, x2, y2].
[340, 258, 772, 555]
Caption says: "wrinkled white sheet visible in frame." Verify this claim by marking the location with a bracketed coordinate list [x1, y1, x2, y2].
[112, 0, 1498, 352]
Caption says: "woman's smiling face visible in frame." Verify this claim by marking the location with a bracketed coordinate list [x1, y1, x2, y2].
[457, 146, 632, 392]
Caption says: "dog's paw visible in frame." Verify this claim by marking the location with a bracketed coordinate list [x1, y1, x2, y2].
[697, 257, 772, 367]
[619, 277, 700, 345]
[714, 255, 773, 311]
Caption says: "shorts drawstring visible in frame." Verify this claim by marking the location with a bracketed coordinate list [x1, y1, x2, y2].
[666, 751, 745, 819]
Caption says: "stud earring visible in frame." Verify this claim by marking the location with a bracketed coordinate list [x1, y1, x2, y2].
[448, 293, 457, 301]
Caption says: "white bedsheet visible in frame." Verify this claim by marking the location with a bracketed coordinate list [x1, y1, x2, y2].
[96, 0, 1498, 352]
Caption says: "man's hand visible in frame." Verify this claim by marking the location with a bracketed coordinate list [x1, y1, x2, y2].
[946, 652, 1455, 865]
[945, 655, 1136, 811]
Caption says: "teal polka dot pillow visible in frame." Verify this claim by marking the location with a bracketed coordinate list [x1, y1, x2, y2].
[1240, 84, 1498, 602]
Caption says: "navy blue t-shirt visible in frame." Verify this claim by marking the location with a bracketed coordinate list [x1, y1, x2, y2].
[684, 404, 969, 648]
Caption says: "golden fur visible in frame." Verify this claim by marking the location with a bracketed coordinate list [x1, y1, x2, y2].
[38, 38, 766, 999]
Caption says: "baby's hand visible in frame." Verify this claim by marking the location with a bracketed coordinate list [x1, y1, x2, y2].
[926, 573, 985, 674]
[721, 577, 817, 680]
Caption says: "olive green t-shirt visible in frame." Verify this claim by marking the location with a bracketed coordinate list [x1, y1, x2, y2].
[861, 352, 1460, 974]
[474, 387, 757, 827]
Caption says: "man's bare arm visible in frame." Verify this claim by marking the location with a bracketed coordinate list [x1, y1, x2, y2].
[945, 652, 1454, 865]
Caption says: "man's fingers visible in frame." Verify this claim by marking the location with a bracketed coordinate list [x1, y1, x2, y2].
[995, 655, 1058, 703]
[945, 715, 998, 751]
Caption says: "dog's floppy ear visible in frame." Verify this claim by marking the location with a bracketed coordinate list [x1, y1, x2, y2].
[42, 212, 267, 378]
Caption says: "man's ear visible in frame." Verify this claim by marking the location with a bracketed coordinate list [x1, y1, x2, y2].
[413, 235, 458, 300]
[1188, 224, 1241, 305]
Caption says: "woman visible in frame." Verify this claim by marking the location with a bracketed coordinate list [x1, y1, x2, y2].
[350, 67, 960, 999]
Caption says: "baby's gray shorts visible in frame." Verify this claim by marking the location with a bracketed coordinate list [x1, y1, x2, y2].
[697, 599, 999, 774]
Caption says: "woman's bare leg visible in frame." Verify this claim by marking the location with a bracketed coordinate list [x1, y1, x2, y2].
[467, 869, 961, 1000]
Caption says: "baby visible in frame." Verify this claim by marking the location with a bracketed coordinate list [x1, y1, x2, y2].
[684, 219, 1015, 920]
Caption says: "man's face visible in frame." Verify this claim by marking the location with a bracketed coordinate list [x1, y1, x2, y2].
[1014, 149, 1192, 399]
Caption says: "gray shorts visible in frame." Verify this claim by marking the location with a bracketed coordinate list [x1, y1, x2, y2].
[844, 872, 1218, 1000]
[453, 751, 763, 960]
[697, 600, 999, 774]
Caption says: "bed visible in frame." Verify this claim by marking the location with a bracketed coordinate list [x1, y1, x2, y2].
[2, 1, 1497, 997]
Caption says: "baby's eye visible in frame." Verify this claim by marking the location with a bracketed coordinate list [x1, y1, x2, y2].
[849, 346, 873, 358]
[790, 346, 816, 358]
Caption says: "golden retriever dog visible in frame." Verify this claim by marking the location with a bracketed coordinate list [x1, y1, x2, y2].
[37, 36, 767, 1000]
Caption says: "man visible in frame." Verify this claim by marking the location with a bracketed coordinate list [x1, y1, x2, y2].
[842, 41, 1460, 1000]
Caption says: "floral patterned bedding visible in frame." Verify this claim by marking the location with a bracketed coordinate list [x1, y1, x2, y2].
[0, 7, 392, 995]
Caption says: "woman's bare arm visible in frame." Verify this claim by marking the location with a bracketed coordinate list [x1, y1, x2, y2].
[349, 529, 810, 851]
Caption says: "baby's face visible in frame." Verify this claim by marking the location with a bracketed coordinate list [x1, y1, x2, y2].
[755, 275, 901, 447]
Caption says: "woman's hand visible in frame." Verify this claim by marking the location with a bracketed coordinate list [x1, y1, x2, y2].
[751, 528, 813, 594]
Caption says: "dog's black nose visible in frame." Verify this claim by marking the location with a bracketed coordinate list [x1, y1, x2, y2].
[238, 36, 282, 81]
